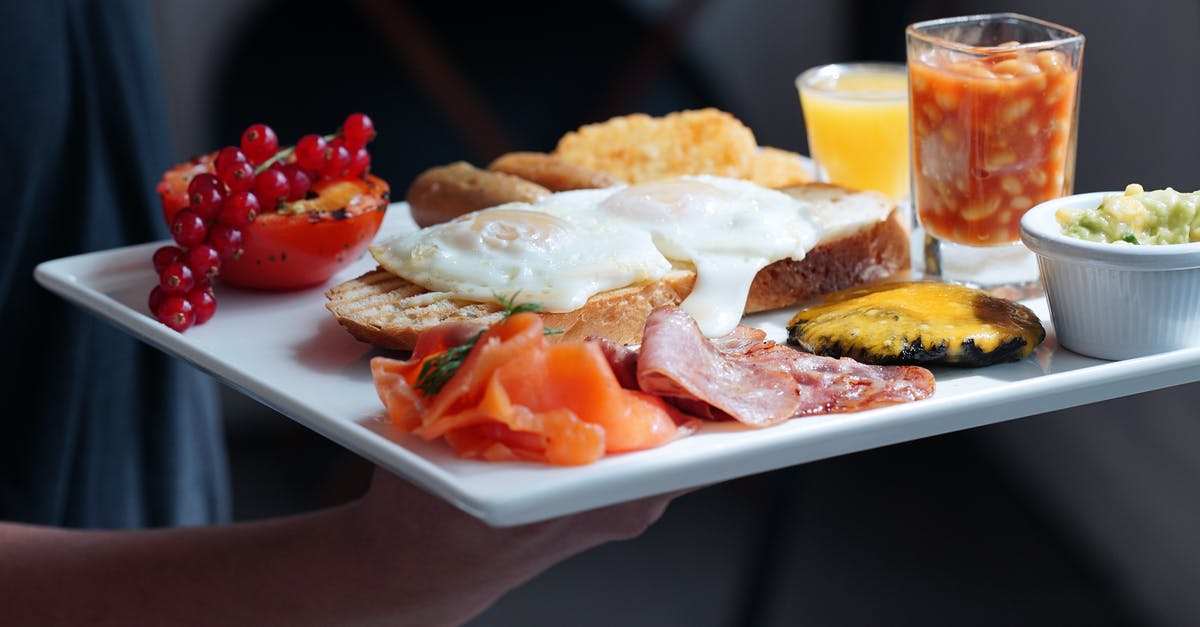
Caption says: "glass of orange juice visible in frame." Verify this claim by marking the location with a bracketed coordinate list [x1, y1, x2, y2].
[796, 62, 910, 202]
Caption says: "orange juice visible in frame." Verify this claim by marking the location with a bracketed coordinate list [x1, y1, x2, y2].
[797, 64, 910, 200]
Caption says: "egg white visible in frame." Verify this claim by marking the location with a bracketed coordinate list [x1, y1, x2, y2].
[370, 205, 670, 312]
[372, 175, 822, 336]
[584, 176, 821, 336]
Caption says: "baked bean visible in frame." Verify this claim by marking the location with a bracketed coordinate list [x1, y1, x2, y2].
[910, 48, 1080, 245]
[1035, 50, 1067, 72]
[992, 59, 1040, 77]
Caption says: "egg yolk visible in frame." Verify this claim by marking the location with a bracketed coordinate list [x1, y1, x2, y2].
[598, 179, 744, 222]
[448, 209, 576, 253]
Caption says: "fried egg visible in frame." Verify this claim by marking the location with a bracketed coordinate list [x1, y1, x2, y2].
[370, 206, 670, 312]
[585, 176, 820, 335]
[372, 175, 821, 336]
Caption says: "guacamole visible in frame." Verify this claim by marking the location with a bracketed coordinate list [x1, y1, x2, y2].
[1057, 184, 1200, 245]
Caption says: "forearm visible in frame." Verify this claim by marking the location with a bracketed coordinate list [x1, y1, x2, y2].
[0, 471, 674, 626]
[0, 504, 397, 626]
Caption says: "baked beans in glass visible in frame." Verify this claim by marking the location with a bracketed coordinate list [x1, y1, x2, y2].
[907, 15, 1083, 247]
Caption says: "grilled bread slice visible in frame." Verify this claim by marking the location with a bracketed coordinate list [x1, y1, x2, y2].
[325, 183, 911, 351]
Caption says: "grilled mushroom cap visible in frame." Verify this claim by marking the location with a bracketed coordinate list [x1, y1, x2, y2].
[786, 281, 1045, 367]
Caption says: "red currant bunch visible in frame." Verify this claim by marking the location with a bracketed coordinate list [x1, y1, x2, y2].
[149, 169, 253, 331]
[148, 113, 378, 332]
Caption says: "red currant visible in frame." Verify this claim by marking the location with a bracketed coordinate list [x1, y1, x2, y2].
[187, 173, 225, 220]
[215, 146, 247, 170]
[346, 146, 371, 178]
[152, 245, 184, 274]
[148, 285, 167, 315]
[185, 244, 221, 278]
[295, 134, 327, 172]
[156, 295, 195, 332]
[186, 287, 217, 325]
[240, 124, 279, 165]
[320, 142, 351, 178]
[253, 168, 289, 210]
[171, 209, 208, 247]
[220, 161, 254, 193]
[342, 113, 375, 150]
[221, 190, 260, 228]
[208, 224, 245, 260]
[281, 163, 312, 201]
[159, 261, 195, 295]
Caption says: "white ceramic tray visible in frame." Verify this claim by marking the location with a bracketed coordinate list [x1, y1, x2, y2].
[34, 205, 1200, 526]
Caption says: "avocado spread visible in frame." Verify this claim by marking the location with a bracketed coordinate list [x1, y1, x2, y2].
[1057, 184, 1200, 244]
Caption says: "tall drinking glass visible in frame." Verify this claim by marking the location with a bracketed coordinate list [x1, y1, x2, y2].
[906, 13, 1083, 295]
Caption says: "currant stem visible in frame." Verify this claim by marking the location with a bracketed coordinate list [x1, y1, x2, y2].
[254, 132, 338, 175]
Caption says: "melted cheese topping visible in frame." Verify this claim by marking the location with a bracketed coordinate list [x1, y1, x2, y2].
[787, 281, 1044, 363]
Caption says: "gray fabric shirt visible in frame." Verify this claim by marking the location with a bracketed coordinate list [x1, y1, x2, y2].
[0, 0, 230, 528]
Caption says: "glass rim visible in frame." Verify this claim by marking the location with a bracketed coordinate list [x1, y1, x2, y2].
[906, 12, 1083, 54]
[794, 62, 908, 97]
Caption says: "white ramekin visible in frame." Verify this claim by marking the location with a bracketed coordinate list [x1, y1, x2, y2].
[1020, 191, 1200, 360]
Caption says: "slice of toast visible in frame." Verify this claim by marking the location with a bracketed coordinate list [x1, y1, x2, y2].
[325, 183, 911, 350]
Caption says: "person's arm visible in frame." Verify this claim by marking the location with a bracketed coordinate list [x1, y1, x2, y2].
[1, 469, 673, 626]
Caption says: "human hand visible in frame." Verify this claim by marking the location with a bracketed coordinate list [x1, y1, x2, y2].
[349, 467, 677, 626]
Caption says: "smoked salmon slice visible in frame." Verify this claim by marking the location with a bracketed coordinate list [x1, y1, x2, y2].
[370, 312, 687, 465]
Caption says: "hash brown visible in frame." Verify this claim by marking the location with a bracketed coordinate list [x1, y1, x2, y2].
[554, 108, 760, 184]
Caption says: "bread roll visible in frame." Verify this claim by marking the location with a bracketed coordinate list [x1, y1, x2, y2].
[405, 161, 550, 227]
[487, 152, 623, 191]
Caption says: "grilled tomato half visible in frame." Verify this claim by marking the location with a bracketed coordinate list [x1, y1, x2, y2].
[157, 155, 389, 291]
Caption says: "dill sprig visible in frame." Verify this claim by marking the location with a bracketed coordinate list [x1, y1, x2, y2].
[412, 293, 559, 396]
[414, 330, 485, 396]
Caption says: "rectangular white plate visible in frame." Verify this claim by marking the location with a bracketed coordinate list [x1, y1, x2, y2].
[35, 205, 1200, 526]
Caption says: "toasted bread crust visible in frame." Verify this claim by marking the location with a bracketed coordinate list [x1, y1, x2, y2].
[323, 269, 505, 351]
[747, 201, 911, 312]
[325, 187, 911, 350]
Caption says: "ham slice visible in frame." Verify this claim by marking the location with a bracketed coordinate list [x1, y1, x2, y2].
[708, 325, 771, 354]
[735, 345, 936, 417]
[636, 306, 934, 427]
[636, 308, 803, 427]
[585, 335, 640, 390]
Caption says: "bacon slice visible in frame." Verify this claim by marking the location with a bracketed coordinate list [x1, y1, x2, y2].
[636, 308, 803, 427]
[738, 347, 936, 416]
[586, 324, 771, 391]
[585, 335, 640, 390]
[709, 325, 771, 354]
[635, 306, 934, 427]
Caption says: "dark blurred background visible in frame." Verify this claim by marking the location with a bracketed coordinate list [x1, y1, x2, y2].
[148, 1, 1200, 624]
